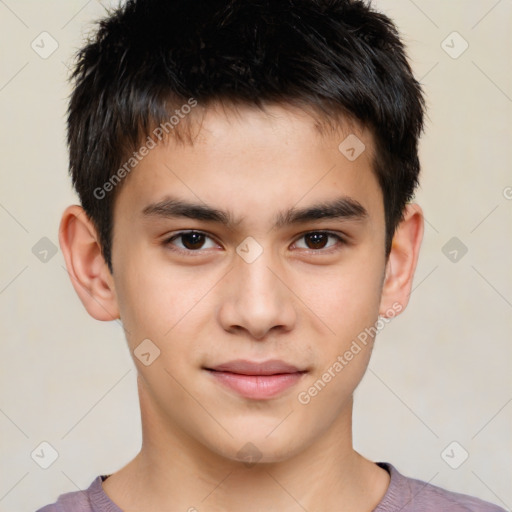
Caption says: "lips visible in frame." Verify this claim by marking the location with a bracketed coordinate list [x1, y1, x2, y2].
[205, 359, 307, 400]
[207, 359, 304, 375]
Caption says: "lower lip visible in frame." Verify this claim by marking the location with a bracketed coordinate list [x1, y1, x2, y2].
[207, 370, 305, 400]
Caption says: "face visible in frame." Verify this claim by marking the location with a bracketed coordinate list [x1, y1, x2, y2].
[109, 104, 389, 463]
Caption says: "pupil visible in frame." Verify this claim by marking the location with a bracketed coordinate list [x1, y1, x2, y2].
[183, 232, 205, 250]
[306, 233, 327, 249]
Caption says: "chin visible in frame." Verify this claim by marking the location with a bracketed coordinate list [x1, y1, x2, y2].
[206, 430, 307, 467]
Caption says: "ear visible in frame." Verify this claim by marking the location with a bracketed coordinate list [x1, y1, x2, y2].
[59, 205, 120, 321]
[379, 203, 424, 317]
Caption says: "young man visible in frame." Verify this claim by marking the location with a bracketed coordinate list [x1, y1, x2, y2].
[37, 0, 505, 510]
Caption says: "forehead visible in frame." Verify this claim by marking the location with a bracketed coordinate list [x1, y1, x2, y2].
[113, 103, 383, 229]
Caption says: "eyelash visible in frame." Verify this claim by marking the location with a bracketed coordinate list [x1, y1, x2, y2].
[162, 230, 346, 256]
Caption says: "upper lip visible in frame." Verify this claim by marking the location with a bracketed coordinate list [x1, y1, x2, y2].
[206, 359, 305, 376]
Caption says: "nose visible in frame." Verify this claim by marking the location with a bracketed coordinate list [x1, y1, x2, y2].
[217, 249, 297, 340]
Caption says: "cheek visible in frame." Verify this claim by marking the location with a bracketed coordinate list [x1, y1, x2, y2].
[113, 245, 174, 347]
[292, 261, 383, 417]
[298, 255, 384, 346]
[113, 249, 216, 352]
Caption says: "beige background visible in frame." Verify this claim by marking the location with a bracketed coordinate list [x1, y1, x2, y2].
[1, 1, 511, 511]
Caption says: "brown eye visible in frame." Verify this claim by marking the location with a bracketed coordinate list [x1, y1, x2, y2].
[304, 232, 329, 249]
[180, 232, 206, 250]
[294, 231, 344, 252]
[165, 231, 217, 252]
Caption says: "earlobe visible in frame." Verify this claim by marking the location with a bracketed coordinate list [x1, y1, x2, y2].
[59, 205, 120, 321]
[379, 203, 424, 317]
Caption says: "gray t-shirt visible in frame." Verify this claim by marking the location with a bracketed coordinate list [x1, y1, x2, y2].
[36, 462, 506, 511]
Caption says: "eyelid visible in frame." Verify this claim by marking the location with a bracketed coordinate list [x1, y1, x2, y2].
[290, 230, 346, 253]
[163, 229, 347, 256]
[163, 230, 221, 253]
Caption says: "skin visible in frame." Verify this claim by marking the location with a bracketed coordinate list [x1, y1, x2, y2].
[59, 103, 423, 512]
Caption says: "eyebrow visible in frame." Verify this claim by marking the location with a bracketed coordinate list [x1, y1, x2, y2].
[142, 196, 368, 229]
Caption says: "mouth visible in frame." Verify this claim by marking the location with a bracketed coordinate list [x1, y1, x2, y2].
[204, 359, 308, 400]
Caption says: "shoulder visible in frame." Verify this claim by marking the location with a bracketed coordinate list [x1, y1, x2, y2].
[375, 462, 507, 512]
[35, 476, 116, 512]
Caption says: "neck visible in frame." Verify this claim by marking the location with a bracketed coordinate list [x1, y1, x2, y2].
[102, 380, 389, 512]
